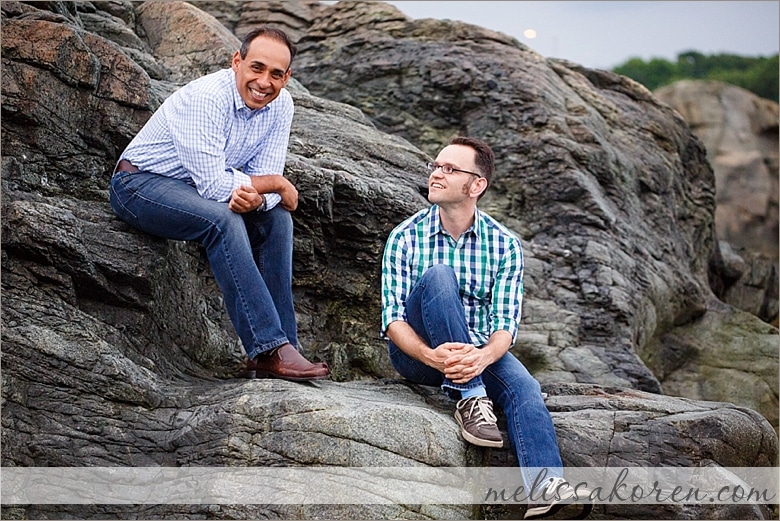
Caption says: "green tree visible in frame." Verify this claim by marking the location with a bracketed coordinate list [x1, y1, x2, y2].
[613, 57, 673, 90]
[612, 52, 779, 102]
[676, 50, 707, 78]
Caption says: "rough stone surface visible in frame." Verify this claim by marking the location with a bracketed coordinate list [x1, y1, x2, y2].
[287, 1, 779, 425]
[1, 2, 778, 520]
[655, 80, 779, 262]
[655, 80, 779, 326]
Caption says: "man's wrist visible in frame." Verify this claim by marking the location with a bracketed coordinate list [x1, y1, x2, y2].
[256, 194, 267, 212]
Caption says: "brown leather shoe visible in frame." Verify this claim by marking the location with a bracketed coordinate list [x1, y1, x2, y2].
[237, 343, 330, 381]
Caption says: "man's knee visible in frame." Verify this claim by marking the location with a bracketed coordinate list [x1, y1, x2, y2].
[421, 263, 458, 286]
[214, 207, 247, 230]
[268, 205, 293, 232]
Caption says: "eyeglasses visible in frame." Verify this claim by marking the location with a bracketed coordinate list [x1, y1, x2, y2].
[426, 162, 483, 178]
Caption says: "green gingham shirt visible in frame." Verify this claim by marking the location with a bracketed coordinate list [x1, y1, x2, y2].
[381, 204, 524, 346]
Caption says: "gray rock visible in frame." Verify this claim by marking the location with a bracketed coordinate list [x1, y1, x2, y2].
[136, 0, 241, 84]
[655, 80, 779, 325]
[655, 80, 779, 262]
[288, 1, 778, 425]
[1, 2, 777, 520]
[710, 241, 779, 324]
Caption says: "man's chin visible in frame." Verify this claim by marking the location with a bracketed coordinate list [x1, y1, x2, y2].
[244, 94, 275, 110]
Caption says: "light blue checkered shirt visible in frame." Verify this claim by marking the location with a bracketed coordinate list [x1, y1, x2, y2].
[119, 68, 293, 206]
[381, 205, 524, 346]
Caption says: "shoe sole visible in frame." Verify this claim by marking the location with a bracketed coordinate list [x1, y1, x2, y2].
[524, 501, 593, 520]
[237, 369, 329, 382]
[454, 411, 503, 448]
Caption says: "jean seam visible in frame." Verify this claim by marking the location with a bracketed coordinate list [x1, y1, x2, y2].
[216, 219, 287, 357]
[218, 225, 261, 355]
[254, 226, 265, 275]
[111, 174, 140, 223]
[485, 363, 538, 489]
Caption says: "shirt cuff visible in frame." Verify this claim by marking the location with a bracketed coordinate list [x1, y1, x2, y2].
[381, 308, 405, 337]
[263, 192, 282, 210]
[492, 319, 519, 342]
[231, 168, 253, 192]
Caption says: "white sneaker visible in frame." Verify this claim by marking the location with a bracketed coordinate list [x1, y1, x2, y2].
[524, 476, 593, 520]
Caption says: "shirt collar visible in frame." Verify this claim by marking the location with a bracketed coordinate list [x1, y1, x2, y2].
[426, 205, 481, 240]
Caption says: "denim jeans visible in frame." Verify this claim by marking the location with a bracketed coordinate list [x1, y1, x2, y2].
[109, 170, 296, 359]
[388, 264, 563, 489]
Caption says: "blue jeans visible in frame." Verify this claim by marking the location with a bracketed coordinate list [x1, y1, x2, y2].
[388, 264, 563, 489]
[109, 170, 296, 360]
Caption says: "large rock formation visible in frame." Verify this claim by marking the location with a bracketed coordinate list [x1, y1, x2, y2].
[282, 1, 779, 427]
[1, 1, 777, 519]
[655, 80, 779, 325]
[655, 80, 779, 262]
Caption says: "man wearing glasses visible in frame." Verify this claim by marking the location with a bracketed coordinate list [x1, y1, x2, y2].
[381, 137, 591, 519]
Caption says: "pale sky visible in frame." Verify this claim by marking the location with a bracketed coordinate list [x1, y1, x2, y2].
[384, 1, 780, 70]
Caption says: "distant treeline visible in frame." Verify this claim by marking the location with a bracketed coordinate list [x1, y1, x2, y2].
[611, 51, 779, 102]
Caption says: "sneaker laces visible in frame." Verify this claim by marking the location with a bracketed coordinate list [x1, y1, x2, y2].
[537, 476, 580, 502]
[544, 477, 567, 500]
[464, 397, 498, 426]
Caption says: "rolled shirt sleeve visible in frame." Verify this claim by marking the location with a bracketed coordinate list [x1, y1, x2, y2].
[381, 226, 412, 336]
[489, 238, 524, 342]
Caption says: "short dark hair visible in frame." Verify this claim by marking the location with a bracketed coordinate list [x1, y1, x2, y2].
[449, 136, 495, 192]
[239, 26, 297, 68]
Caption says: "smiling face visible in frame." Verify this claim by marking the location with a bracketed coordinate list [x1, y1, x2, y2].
[232, 35, 292, 110]
[427, 144, 486, 206]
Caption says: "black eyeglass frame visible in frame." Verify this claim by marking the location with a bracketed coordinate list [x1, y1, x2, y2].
[426, 162, 483, 178]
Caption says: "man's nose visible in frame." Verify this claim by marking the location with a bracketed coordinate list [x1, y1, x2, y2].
[256, 71, 271, 87]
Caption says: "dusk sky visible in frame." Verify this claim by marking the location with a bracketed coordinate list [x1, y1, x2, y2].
[383, 1, 780, 70]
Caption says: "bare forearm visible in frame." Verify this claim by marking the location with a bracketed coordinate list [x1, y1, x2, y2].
[248, 174, 287, 194]
[248, 174, 298, 211]
[387, 321, 478, 375]
[386, 321, 434, 366]
[481, 330, 513, 364]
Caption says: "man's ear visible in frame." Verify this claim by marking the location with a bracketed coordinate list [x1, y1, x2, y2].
[471, 177, 488, 198]
[231, 50, 242, 71]
[282, 68, 292, 87]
